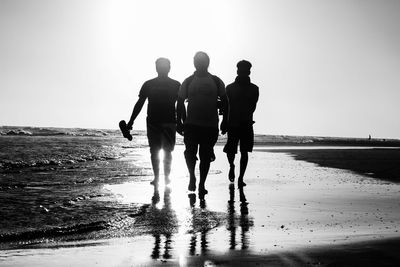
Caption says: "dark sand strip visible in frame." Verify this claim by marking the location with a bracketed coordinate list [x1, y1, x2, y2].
[255, 148, 400, 183]
[146, 237, 400, 266]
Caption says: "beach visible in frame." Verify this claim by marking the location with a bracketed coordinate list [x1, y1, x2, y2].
[1, 128, 400, 266]
[2, 0, 400, 265]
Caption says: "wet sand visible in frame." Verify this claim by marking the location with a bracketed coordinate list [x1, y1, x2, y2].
[1, 145, 400, 266]
[255, 147, 400, 183]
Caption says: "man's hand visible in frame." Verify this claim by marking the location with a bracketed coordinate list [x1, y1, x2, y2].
[220, 119, 227, 135]
[176, 122, 184, 136]
[127, 121, 133, 130]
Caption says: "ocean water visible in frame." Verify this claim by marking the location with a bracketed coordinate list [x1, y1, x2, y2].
[0, 127, 157, 248]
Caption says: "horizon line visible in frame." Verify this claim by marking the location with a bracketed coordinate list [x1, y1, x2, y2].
[1, 125, 399, 141]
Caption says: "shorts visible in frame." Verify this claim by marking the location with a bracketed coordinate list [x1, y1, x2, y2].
[184, 124, 219, 162]
[147, 122, 176, 153]
[223, 125, 254, 154]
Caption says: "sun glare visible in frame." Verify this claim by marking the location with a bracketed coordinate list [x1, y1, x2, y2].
[100, 0, 238, 82]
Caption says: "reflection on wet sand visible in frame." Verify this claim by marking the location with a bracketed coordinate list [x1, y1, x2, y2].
[188, 193, 209, 256]
[147, 184, 254, 261]
[227, 184, 253, 251]
[148, 187, 216, 260]
[149, 186, 175, 260]
[188, 223, 209, 257]
[188, 193, 196, 207]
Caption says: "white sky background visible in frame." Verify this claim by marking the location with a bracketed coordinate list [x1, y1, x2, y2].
[1, 0, 399, 138]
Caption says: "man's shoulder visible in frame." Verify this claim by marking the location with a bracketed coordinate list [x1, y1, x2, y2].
[235, 82, 259, 90]
[165, 76, 180, 84]
[187, 73, 221, 82]
[141, 78, 158, 92]
[144, 77, 158, 85]
[147, 77, 181, 87]
[207, 73, 223, 83]
[226, 81, 240, 92]
[209, 73, 221, 80]
[249, 83, 259, 92]
[183, 74, 195, 82]
[226, 82, 258, 95]
[226, 82, 236, 89]
[250, 82, 259, 89]
[183, 73, 224, 90]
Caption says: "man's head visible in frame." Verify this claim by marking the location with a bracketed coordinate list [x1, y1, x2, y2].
[237, 60, 252, 77]
[193, 51, 210, 72]
[156, 57, 171, 76]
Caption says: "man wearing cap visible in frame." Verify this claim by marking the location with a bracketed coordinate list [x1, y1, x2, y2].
[223, 60, 259, 188]
[127, 58, 181, 186]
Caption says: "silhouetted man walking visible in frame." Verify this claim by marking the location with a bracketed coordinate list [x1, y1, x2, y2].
[177, 51, 228, 198]
[127, 58, 180, 186]
[224, 60, 259, 188]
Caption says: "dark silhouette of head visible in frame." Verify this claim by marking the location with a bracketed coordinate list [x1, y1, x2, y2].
[237, 60, 252, 77]
[156, 57, 170, 77]
[193, 51, 210, 73]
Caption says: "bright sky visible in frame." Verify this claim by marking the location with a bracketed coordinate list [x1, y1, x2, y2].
[1, 0, 399, 138]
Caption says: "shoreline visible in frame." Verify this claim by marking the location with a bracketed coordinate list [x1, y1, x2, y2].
[2, 125, 400, 147]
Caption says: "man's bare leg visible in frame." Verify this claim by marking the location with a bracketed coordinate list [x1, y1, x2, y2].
[238, 151, 248, 188]
[150, 149, 160, 185]
[163, 150, 172, 185]
[199, 160, 210, 197]
[184, 150, 197, 191]
[227, 153, 235, 182]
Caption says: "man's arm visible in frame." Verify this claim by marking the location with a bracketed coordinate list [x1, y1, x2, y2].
[176, 78, 188, 135]
[251, 86, 259, 113]
[220, 93, 229, 134]
[127, 97, 146, 129]
[216, 77, 229, 135]
[176, 96, 186, 135]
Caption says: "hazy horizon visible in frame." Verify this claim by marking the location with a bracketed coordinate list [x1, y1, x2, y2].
[1, 0, 400, 139]
[2, 124, 400, 141]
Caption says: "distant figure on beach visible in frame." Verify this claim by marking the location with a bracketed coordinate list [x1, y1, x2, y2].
[223, 60, 259, 188]
[126, 58, 181, 186]
[177, 51, 228, 198]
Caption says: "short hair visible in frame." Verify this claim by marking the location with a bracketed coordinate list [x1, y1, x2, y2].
[193, 51, 210, 68]
[237, 60, 252, 71]
[155, 57, 170, 67]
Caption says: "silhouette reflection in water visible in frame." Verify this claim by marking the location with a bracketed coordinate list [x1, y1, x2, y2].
[188, 193, 196, 207]
[187, 193, 210, 256]
[227, 184, 253, 250]
[149, 186, 177, 260]
[144, 186, 248, 261]
[188, 223, 209, 256]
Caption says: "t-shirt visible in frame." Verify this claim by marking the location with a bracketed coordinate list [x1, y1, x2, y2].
[139, 77, 181, 123]
[226, 78, 259, 127]
[178, 73, 226, 128]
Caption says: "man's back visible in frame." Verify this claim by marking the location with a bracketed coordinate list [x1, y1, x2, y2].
[226, 78, 259, 127]
[140, 77, 180, 123]
[179, 74, 225, 128]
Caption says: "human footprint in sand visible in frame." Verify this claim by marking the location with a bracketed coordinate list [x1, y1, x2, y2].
[177, 51, 228, 198]
[126, 58, 180, 186]
[223, 60, 259, 188]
